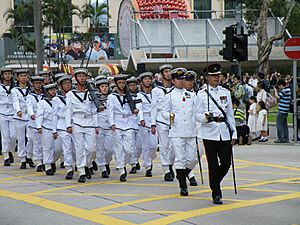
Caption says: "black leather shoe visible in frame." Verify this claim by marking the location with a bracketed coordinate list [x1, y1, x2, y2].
[120, 173, 127, 182]
[9, 152, 14, 163]
[65, 171, 74, 180]
[129, 167, 137, 174]
[180, 188, 189, 196]
[136, 162, 141, 170]
[85, 167, 92, 179]
[213, 196, 223, 205]
[92, 161, 98, 171]
[89, 167, 94, 175]
[105, 164, 111, 175]
[60, 162, 65, 168]
[20, 162, 26, 169]
[78, 175, 86, 183]
[45, 169, 54, 176]
[169, 165, 175, 178]
[189, 176, 198, 186]
[26, 158, 36, 168]
[4, 158, 11, 166]
[145, 169, 152, 177]
[36, 165, 44, 172]
[51, 163, 56, 173]
[164, 172, 174, 181]
[102, 171, 109, 178]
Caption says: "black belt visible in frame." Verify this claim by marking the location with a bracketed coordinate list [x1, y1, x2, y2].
[212, 117, 226, 122]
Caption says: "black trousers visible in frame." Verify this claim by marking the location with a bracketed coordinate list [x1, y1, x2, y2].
[203, 139, 232, 198]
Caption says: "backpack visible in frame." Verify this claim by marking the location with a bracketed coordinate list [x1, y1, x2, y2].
[242, 84, 252, 103]
[265, 93, 277, 110]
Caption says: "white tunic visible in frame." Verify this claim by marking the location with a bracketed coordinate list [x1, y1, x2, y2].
[137, 91, 152, 128]
[26, 93, 43, 129]
[36, 98, 55, 131]
[11, 86, 30, 121]
[0, 84, 14, 120]
[52, 95, 68, 132]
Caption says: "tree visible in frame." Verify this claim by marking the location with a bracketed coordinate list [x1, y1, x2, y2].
[34, 0, 43, 71]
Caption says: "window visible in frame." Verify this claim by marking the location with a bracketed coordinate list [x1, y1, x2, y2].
[194, 0, 212, 19]
[224, 0, 238, 18]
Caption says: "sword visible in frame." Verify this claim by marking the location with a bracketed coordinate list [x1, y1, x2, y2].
[196, 137, 204, 185]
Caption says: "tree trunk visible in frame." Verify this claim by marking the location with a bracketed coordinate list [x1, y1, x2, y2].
[34, 0, 43, 72]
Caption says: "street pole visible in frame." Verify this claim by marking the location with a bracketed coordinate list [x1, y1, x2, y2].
[236, 4, 242, 76]
[34, 0, 43, 72]
[293, 60, 298, 144]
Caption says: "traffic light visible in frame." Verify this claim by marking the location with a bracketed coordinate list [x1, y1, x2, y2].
[219, 26, 234, 61]
[233, 34, 248, 62]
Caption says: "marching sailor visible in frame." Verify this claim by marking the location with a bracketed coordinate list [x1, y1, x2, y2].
[162, 68, 198, 196]
[0, 68, 16, 166]
[151, 64, 175, 181]
[26, 76, 45, 171]
[65, 68, 99, 183]
[196, 64, 237, 204]
[137, 72, 158, 177]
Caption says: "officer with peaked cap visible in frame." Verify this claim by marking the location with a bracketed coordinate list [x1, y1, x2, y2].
[137, 72, 158, 177]
[65, 68, 99, 183]
[196, 64, 237, 204]
[151, 64, 175, 181]
[161, 68, 198, 196]
[26, 76, 45, 171]
[0, 68, 16, 166]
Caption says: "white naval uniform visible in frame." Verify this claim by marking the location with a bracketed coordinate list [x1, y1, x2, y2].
[53, 95, 75, 172]
[162, 88, 198, 170]
[138, 91, 157, 170]
[151, 84, 175, 173]
[195, 85, 237, 141]
[0, 84, 16, 160]
[96, 95, 113, 172]
[107, 92, 135, 175]
[12, 86, 31, 162]
[65, 90, 98, 176]
[36, 98, 56, 171]
[26, 93, 44, 166]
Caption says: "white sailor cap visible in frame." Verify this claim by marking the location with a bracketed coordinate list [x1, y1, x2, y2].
[87, 79, 95, 85]
[95, 75, 107, 81]
[113, 74, 128, 81]
[57, 75, 72, 84]
[74, 68, 88, 76]
[31, 76, 44, 82]
[38, 71, 51, 76]
[185, 70, 197, 80]
[43, 83, 56, 90]
[0, 68, 12, 73]
[159, 64, 173, 72]
[15, 69, 29, 75]
[53, 73, 65, 81]
[127, 76, 138, 84]
[138, 71, 153, 81]
[95, 79, 109, 87]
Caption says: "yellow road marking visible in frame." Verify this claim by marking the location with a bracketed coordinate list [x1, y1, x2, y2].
[34, 192, 159, 197]
[241, 187, 294, 193]
[141, 192, 300, 225]
[0, 189, 135, 225]
[173, 196, 243, 202]
[102, 210, 179, 214]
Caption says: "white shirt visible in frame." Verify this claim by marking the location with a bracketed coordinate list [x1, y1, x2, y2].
[26, 93, 43, 128]
[196, 85, 237, 141]
[85, 48, 108, 60]
[36, 98, 55, 131]
[137, 91, 152, 128]
[0, 84, 14, 120]
[162, 88, 197, 138]
[52, 95, 68, 132]
[12, 86, 30, 121]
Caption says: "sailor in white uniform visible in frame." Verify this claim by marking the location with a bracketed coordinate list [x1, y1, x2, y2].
[0, 68, 16, 166]
[162, 68, 198, 196]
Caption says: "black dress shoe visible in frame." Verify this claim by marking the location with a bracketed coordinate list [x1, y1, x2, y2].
[45, 169, 54, 176]
[78, 175, 86, 183]
[36, 165, 44, 172]
[20, 162, 26, 169]
[102, 171, 109, 178]
[65, 171, 74, 180]
[51, 163, 56, 173]
[4, 158, 11, 166]
[145, 169, 152, 177]
[213, 196, 223, 205]
[169, 165, 175, 178]
[92, 161, 98, 171]
[60, 162, 65, 168]
[26, 158, 36, 168]
[89, 167, 94, 175]
[164, 172, 174, 181]
[9, 152, 14, 163]
[129, 167, 137, 174]
[105, 164, 111, 175]
[180, 188, 189, 196]
[85, 167, 92, 179]
[189, 176, 198, 186]
[75, 166, 78, 171]
[136, 162, 141, 170]
[120, 173, 127, 182]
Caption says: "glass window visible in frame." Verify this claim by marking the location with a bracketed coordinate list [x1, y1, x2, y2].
[224, 0, 238, 18]
[194, 0, 212, 19]
[13, 0, 34, 33]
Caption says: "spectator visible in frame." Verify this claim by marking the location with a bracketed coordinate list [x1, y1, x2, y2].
[248, 73, 258, 90]
[85, 36, 108, 61]
[257, 101, 268, 142]
[275, 79, 292, 143]
[219, 73, 230, 90]
[232, 75, 246, 111]
[65, 37, 84, 60]
[248, 96, 257, 140]
[256, 81, 267, 104]
[257, 72, 270, 93]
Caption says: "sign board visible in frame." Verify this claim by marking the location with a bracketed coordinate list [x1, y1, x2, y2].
[284, 37, 300, 60]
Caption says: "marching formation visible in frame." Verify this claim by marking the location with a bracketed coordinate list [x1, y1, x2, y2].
[0, 64, 236, 204]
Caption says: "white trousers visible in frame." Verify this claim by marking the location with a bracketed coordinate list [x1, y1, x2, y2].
[96, 128, 113, 171]
[58, 130, 75, 170]
[14, 119, 30, 162]
[73, 125, 96, 176]
[0, 119, 16, 160]
[41, 128, 55, 170]
[140, 126, 157, 170]
[157, 123, 175, 173]
[112, 129, 132, 174]
[27, 127, 43, 165]
[170, 137, 198, 170]
[130, 129, 142, 166]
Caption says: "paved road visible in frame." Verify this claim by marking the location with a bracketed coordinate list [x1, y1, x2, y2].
[0, 142, 299, 225]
